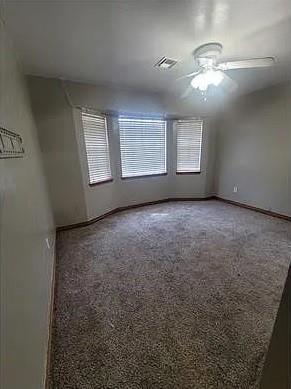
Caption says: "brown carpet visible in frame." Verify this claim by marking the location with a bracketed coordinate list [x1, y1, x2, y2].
[50, 200, 291, 388]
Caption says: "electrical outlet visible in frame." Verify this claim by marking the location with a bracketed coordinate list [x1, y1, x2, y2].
[233, 186, 238, 193]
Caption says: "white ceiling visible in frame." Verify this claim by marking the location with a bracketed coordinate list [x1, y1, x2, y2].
[2, 0, 291, 97]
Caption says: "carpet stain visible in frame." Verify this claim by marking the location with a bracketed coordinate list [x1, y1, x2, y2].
[50, 201, 291, 388]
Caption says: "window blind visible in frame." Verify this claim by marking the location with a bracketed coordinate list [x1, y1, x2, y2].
[118, 116, 167, 178]
[176, 118, 203, 173]
[81, 111, 112, 184]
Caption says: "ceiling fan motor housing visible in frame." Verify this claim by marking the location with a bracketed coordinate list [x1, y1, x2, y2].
[194, 42, 223, 68]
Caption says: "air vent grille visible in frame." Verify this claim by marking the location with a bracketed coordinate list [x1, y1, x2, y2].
[154, 57, 177, 69]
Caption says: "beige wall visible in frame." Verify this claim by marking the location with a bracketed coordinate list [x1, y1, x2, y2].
[216, 83, 291, 217]
[66, 79, 165, 115]
[0, 20, 54, 389]
[28, 77, 88, 225]
[29, 76, 216, 227]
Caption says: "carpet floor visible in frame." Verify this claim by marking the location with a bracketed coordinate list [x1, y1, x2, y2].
[50, 200, 291, 388]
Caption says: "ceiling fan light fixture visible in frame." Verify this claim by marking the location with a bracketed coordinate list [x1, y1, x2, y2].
[191, 69, 223, 91]
[191, 73, 208, 91]
[206, 69, 224, 86]
[178, 42, 275, 98]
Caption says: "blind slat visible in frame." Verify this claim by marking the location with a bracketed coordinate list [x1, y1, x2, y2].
[119, 116, 167, 178]
[176, 119, 203, 173]
[82, 112, 112, 184]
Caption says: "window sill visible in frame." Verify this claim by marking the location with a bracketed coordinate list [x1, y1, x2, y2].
[176, 171, 201, 175]
[121, 172, 168, 180]
[89, 178, 113, 187]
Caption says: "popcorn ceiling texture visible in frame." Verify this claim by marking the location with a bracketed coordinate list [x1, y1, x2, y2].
[50, 200, 291, 388]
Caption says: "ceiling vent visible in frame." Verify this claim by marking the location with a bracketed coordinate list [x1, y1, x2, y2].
[154, 57, 177, 69]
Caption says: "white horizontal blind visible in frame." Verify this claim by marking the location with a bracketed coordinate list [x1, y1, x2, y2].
[82, 111, 112, 184]
[119, 116, 167, 178]
[176, 118, 203, 173]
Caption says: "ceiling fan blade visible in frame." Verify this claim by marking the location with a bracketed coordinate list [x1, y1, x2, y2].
[218, 57, 275, 71]
[221, 72, 238, 93]
[176, 70, 200, 82]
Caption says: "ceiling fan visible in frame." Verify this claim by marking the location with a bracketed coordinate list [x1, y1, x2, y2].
[178, 42, 275, 98]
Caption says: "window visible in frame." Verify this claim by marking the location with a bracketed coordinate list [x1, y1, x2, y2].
[176, 118, 203, 173]
[82, 111, 112, 185]
[118, 116, 167, 178]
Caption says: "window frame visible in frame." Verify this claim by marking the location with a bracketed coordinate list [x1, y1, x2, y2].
[175, 118, 203, 175]
[118, 115, 167, 179]
[81, 110, 113, 186]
